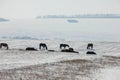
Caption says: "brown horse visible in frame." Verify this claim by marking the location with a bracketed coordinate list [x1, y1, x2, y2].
[0, 43, 9, 50]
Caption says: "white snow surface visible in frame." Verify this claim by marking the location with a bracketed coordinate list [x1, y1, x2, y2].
[95, 67, 120, 80]
[0, 39, 120, 70]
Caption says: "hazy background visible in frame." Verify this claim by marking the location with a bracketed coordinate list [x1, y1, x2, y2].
[0, 0, 120, 41]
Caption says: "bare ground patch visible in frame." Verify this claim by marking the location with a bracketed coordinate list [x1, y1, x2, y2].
[0, 56, 120, 80]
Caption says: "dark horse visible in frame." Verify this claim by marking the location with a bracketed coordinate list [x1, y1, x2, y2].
[60, 44, 69, 49]
[0, 43, 9, 50]
[87, 43, 93, 50]
[86, 51, 96, 55]
[39, 43, 48, 50]
[61, 47, 78, 53]
[26, 47, 37, 51]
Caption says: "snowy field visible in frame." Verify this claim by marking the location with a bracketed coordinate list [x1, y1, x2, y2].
[0, 39, 120, 80]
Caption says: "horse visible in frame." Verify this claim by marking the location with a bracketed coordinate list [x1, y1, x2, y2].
[39, 43, 48, 50]
[26, 47, 37, 51]
[60, 44, 69, 49]
[61, 47, 78, 53]
[87, 43, 93, 50]
[0, 43, 9, 50]
[86, 51, 96, 55]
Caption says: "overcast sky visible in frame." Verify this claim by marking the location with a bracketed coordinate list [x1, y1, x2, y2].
[0, 0, 120, 41]
[0, 0, 120, 19]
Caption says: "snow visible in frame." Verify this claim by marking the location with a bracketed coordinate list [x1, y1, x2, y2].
[0, 39, 120, 70]
[0, 49, 96, 70]
[0, 39, 120, 80]
[95, 67, 120, 80]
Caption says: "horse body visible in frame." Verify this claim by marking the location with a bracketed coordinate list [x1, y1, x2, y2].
[87, 43, 93, 50]
[0, 43, 9, 50]
[60, 44, 69, 49]
[61, 47, 78, 53]
[39, 43, 48, 50]
[26, 47, 37, 51]
[86, 51, 96, 55]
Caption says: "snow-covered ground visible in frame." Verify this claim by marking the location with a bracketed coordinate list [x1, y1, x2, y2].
[0, 49, 97, 70]
[96, 67, 120, 80]
[0, 39, 120, 80]
[0, 39, 97, 70]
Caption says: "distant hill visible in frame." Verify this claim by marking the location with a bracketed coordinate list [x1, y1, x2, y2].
[1, 36, 38, 40]
[0, 18, 9, 22]
[67, 20, 79, 23]
[37, 14, 120, 19]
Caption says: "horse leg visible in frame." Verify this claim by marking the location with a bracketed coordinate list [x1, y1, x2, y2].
[40, 46, 42, 50]
[39, 45, 41, 50]
[87, 46, 89, 49]
[87, 46, 90, 50]
[0, 45, 1, 49]
[6, 45, 9, 50]
[91, 45, 93, 50]
[46, 46, 48, 50]
[60, 45, 62, 49]
[64, 46, 66, 49]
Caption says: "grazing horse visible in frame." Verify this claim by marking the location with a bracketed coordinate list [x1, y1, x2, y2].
[61, 47, 78, 53]
[0, 43, 9, 50]
[87, 43, 93, 50]
[86, 51, 96, 55]
[39, 43, 48, 50]
[60, 44, 69, 49]
[26, 47, 37, 51]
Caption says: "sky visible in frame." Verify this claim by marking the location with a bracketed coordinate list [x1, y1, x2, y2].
[0, 0, 120, 41]
[0, 0, 120, 19]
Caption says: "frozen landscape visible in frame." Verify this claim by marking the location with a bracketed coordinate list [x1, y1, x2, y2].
[0, 0, 120, 80]
[0, 39, 120, 80]
[0, 13, 120, 80]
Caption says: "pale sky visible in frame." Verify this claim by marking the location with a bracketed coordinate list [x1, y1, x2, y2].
[0, 0, 120, 19]
[0, 0, 120, 41]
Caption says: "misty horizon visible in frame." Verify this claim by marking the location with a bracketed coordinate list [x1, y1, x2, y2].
[0, 0, 120, 42]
